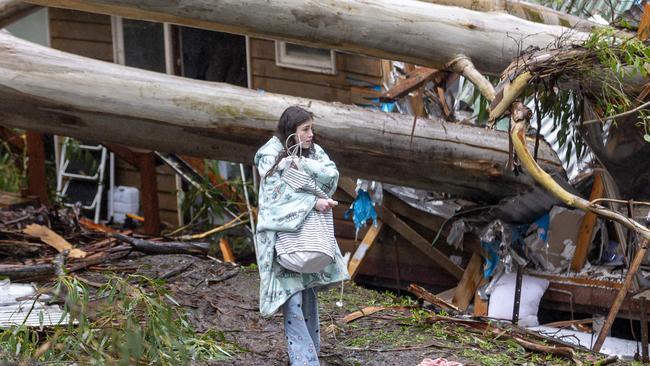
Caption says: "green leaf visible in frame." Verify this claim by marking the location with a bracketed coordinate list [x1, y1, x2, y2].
[644, 134, 650, 143]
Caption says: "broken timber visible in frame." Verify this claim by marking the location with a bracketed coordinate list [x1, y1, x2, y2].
[338, 176, 463, 280]
[0, 32, 564, 201]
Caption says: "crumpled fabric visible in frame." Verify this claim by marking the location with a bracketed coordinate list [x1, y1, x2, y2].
[254, 136, 349, 317]
[417, 358, 464, 366]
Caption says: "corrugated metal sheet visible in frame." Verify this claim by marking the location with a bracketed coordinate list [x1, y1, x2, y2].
[0, 281, 70, 328]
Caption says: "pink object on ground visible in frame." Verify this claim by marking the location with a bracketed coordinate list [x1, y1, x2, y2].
[417, 357, 464, 366]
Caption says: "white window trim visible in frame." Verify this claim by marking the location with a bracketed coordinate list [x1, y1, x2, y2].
[275, 41, 336, 75]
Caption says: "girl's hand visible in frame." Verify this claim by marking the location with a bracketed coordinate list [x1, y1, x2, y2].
[326, 199, 338, 208]
[315, 198, 338, 212]
[315, 198, 332, 212]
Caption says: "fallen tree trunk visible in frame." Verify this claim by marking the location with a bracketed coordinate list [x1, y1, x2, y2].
[27, 0, 587, 76]
[420, 0, 603, 32]
[0, 32, 564, 201]
[0, 0, 39, 28]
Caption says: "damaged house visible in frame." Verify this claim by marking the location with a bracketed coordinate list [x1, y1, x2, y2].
[1, 0, 650, 361]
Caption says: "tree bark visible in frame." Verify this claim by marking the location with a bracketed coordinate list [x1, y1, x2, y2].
[0, 0, 39, 28]
[419, 0, 603, 32]
[0, 32, 564, 201]
[26, 0, 588, 76]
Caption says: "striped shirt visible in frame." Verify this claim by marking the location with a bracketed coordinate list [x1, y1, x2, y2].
[276, 167, 337, 260]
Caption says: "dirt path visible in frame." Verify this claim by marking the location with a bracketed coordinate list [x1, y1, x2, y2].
[79, 254, 620, 366]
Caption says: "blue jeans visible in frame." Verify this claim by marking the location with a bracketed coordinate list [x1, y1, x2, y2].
[282, 288, 320, 365]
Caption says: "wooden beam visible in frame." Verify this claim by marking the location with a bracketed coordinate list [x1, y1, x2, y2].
[348, 220, 383, 279]
[138, 151, 160, 235]
[452, 253, 483, 311]
[408, 283, 460, 312]
[339, 176, 463, 279]
[381, 67, 438, 101]
[25, 131, 49, 205]
[570, 172, 604, 272]
[104, 143, 139, 167]
[593, 239, 648, 352]
[473, 291, 488, 316]
[381, 207, 463, 280]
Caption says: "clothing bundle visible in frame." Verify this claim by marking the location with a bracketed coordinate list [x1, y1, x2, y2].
[254, 136, 349, 316]
[275, 135, 337, 273]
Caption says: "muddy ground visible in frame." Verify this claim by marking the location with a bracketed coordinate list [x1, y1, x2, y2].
[73, 253, 627, 366]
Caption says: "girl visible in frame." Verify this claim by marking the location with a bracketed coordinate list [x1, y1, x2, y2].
[254, 106, 350, 365]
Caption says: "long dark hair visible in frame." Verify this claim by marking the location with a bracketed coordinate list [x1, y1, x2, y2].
[265, 106, 315, 179]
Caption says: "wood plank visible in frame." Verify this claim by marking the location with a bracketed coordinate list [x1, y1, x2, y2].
[334, 217, 368, 240]
[251, 37, 383, 78]
[338, 52, 383, 77]
[50, 38, 113, 61]
[253, 76, 351, 103]
[570, 172, 604, 271]
[473, 279, 489, 316]
[381, 207, 463, 280]
[49, 20, 112, 42]
[48, 7, 111, 24]
[436, 287, 456, 304]
[159, 210, 179, 226]
[116, 169, 177, 193]
[116, 158, 176, 176]
[332, 204, 350, 220]
[157, 192, 178, 211]
[408, 284, 460, 312]
[452, 252, 483, 311]
[382, 67, 438, 100]
[594, 241, 647, 352]
[249, 38, 275, 60]
[348, 220, 383, 279]
[26, 132, 49, 205]
[139, 152, 160, 235]
[252, 58, 379, 90]
[337, 238, 357, 253]
[530, 272, 623, 290]
[382, 192, 485, 257]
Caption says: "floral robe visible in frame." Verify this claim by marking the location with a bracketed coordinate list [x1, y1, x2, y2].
[254, 136, 350, 317]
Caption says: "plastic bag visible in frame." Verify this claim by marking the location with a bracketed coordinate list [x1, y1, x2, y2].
[344, 190, 378, 240]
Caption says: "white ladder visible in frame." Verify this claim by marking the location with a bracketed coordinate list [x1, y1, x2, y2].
[56, 138, 110, 223]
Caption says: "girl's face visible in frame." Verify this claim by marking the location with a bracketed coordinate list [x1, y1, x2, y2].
[294, 120, 314, 149]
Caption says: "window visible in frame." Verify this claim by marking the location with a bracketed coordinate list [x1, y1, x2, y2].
[275, 41, 336, 74]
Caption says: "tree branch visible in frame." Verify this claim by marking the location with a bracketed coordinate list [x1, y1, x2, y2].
[509, 101, 650, 241]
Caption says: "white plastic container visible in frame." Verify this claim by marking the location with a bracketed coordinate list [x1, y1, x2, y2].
[113, 185, 140, 223]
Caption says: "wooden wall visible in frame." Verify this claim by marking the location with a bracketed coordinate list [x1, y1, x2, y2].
[48, 8, 180, 226]
[249, 38, 384, 105]
[49, 8, 113, 62]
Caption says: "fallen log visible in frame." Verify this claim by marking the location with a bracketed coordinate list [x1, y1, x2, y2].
[0, 32, 564, 201]
[420, 0, 603, 32]
[27, 0, 587, 76]
[110, 233, 210, 255]
[0, 263, 55, 281]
